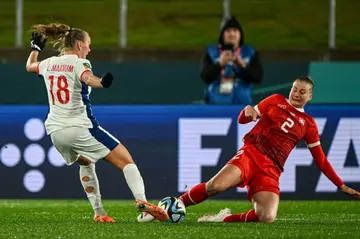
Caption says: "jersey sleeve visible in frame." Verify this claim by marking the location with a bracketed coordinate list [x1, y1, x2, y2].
[254, 94, 283, 116]
[75, 59, 93, 81]
[304, 118, 321, 148]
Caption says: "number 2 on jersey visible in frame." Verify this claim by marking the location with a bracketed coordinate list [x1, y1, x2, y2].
[48, 75, 70, 105]
[281, 118, 294, 133]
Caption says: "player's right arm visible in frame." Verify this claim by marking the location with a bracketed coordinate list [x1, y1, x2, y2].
[238, 105, 258, 123]
[238, 94, 281, 124]
[26, 33, 47, 73]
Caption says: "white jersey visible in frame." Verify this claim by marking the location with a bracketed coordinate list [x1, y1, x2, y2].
[38, 54, 98, 135]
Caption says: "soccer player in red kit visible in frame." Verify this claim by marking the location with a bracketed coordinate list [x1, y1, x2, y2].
[179, 76, 360, 223]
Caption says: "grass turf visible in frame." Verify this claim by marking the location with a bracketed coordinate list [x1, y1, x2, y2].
[0, 200, 359, 238]
[0, 0, 360, 48]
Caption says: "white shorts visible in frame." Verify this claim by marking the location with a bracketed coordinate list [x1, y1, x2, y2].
[50, 126, 120, 166]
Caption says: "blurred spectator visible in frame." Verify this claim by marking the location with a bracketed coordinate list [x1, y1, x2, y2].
[201, 17, 263, 105]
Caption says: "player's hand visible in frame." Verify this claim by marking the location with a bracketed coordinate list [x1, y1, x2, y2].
[30, 32, 47, 52]
[244, 105, 258, 122]
[100, 72, 113, 88]
[340, 185, 360, 199]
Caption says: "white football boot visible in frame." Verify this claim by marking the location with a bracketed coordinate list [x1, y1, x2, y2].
[197, 208, 232, 222]
[137, 212, 156, 223]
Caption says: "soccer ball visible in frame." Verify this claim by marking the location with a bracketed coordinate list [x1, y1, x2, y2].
[158, 196, 186, 223]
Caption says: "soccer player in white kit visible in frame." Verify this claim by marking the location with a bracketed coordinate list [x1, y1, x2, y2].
[25, 23, 169, 223]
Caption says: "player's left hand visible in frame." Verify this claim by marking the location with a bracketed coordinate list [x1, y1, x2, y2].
[340, 185, 360, 199]
[100, 72, 114, 88]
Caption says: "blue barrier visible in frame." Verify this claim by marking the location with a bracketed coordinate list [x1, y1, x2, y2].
[0, 105, 359, 200]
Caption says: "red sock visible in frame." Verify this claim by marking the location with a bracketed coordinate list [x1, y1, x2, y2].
[179, 183, 209, 207]
[223, 210, 260, 223]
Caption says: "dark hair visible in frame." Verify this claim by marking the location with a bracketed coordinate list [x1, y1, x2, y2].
[295, 76, 314, 90]
[31, 23, 87, 54]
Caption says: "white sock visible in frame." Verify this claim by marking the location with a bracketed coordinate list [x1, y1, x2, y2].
[79, 164, 107, 216]
[123, 164, 147, 201]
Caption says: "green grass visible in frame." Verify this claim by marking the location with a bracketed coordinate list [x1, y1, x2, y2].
[0, 200, 359, 238]
[1, 0, 360, 49]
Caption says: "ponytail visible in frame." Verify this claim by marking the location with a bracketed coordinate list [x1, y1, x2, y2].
[31, 23, 86, 54]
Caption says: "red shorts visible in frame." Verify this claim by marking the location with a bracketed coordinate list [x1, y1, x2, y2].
[227, 144, 281, 201]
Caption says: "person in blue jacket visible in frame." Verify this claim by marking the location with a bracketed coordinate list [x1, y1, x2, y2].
[201, 16, 263, 105]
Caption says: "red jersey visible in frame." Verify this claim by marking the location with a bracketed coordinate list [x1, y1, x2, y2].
[242, 94, 320, 171]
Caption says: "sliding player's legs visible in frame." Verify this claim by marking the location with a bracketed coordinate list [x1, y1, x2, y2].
[136, 148, 246, 223]
[200, 190, 279, 223]
[197, 145, 280, 223]
[179, 164, 242, 207]
[219, 174, 280, 223]
[251, 191, 279, 223]
[179, 147, 253, 208]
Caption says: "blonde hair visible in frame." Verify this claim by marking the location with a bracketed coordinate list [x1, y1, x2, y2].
[31, 23, 87, 54]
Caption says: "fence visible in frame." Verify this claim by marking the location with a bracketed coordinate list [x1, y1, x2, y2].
[11, 0, 338, 49]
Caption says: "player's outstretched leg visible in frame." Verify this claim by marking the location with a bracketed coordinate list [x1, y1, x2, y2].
[198, 208, 259, 223]
[77, 156, 115, 223]
[104, 143, 168, 222]
[179, 164, 242, 207]
[198, 191, 279, 223]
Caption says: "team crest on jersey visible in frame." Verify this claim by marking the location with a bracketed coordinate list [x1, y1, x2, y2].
[299, 118, 305, 126]
[83, 62, 91, 70]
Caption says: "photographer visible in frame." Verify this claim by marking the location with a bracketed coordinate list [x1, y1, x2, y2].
[201, 17, 263, 104]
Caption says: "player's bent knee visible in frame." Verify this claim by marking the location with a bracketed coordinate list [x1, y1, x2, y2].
[206, 180, 227, 194]
[258, 213, 276, 223]
[254, 206, 277, 223]
[105, 144, 135, 170]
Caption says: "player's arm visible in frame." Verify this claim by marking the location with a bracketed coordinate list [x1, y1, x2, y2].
[26, 33, 47, 73]
[76, 60, 114, 88]
[81, 71, 113, 88]
[238, 94, 281, 124]
[238, 105, 259, 124]
[306, 124, 360, 199]
[26, 51, 40, 73]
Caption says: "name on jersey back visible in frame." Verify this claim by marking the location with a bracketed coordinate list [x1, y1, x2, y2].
[47, 64, 74, 72]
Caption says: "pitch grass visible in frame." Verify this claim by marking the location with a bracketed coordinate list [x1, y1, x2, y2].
[1, 0, 360, 48]
[0, 200, 359, 238]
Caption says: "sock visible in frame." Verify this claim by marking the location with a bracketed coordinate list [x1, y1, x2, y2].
[223, 210, 260, 222]
[79, 164, 107, 216]
[123, 164, 147, 201]
[179, 183, 209, 207]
